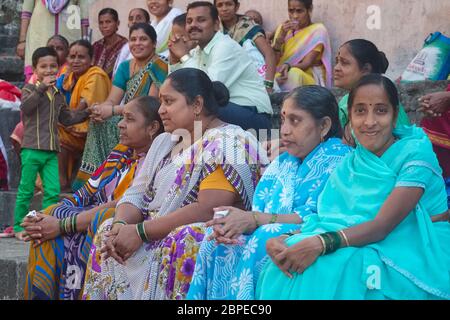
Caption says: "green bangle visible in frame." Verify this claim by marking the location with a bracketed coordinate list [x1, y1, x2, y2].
[269, 213, 278, 224]
[264, 80, 274, 89]
[320, 232, 342, 255]
[112, 220, 127, 227]
[72, 216, 77, 234]
[59, 219, 66, 235]
[136, 222, 149, 242]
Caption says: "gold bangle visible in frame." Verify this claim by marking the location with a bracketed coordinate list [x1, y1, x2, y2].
[339, 230, 350, 247]
[317, 235, 326, 256]
[252, 212, 260, 228]
[269, 213, 278, 224]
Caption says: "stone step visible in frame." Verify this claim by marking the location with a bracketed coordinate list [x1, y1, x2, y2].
[0, 238, 29, 300]
[0, 191, 43, 226]
[0, 55, 24, 82]
[0, 35, 18, 50]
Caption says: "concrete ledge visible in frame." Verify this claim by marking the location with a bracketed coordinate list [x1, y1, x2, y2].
[0, 238, 29, 300]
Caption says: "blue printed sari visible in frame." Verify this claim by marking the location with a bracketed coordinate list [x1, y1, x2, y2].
[187, 138, 352, 300]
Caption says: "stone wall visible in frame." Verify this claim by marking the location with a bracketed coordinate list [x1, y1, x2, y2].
[89, 0, 450, 79]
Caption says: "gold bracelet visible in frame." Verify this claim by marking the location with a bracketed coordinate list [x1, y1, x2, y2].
[269, 213, 278, 224]
[338, 230, 350, 247]
[252, 212, 260, 228]
[317, 235, 326, 256]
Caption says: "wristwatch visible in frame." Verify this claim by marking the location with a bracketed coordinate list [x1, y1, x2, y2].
[180, 53, 191, 64]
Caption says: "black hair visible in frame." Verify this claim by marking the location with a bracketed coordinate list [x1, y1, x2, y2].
[214, 0, 239, 5]
[167, 68, 230, 116]
[187, 1, 220, 22]
[129, 23, 157, 43]
[32, 46, 59, 68]
[47, 35, 69, 49]
[289, 0, 313, 10]
[284, 85, 342, 140]
[343, 39, 389, 74]
[348, 74, 399, 115]
[69, 39, 94, 59]
[130, 8, 150, 23]
[131, 96, 164, 134]
[98, 8, 119, 21]
[173, 13, 187, 27]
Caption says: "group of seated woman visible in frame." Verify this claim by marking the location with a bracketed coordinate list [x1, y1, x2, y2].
[21, 65, 450, 300]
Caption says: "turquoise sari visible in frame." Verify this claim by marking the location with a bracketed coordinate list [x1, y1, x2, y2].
[257, 125, 450, 300]
[187, 138, 352, 300]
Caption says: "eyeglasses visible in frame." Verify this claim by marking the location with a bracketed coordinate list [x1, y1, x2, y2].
[288, 8, 306, 14]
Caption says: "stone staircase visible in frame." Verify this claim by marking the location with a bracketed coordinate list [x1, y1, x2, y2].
[0, 0, 29, 300]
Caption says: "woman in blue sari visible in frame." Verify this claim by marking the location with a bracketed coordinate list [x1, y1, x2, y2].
[257, 74, 450, 300]
[188, 86, 352, 300]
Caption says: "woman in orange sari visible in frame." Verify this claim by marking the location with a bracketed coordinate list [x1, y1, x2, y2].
[57, 40, 111, 192]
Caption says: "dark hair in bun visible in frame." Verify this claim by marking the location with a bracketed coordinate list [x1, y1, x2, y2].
[344, 39, 389, 74]
[167, 68, 230, 116]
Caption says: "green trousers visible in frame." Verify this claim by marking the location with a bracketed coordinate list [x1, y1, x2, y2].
[14, 148, 60, 232]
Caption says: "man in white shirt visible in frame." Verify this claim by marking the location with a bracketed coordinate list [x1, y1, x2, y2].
[168, 1, 273, 133]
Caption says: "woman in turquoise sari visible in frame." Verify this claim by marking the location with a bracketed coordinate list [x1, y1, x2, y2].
[257, 74, 450, 300]
[188, 86, 352, 300]
[74, 23, 168, 189]
[334, 39, 410, 143]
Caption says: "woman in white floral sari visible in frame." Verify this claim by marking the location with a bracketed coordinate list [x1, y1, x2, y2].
[187, 85, 352, 300]
[82, 68, 268, 300]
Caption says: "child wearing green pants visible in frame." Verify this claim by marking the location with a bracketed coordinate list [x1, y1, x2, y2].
[14, 47, 89, 239]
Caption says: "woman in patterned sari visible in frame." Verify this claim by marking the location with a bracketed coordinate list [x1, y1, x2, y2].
[272, 0, 332, 91]
[82, 68, 268, 300]
[188, 86, 352, 300]
[257, 75, 450, 300]
[22, 96, 164, 300]
[214, 0, 276, 93]
[74, 23, 168, 190]
[57, 40, 111, 192]
[92, 8, 128, 79]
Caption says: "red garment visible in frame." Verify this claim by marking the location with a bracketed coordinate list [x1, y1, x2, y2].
[0, 80, 21, 109]
[421, 85, 450, 177]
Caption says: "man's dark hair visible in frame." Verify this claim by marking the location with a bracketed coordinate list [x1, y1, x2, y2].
[187, 1, 219, 21]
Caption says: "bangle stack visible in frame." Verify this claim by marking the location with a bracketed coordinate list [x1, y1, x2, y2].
[317, 231, 342, 256]
[264, 80, 274, 89]
[59, 216, 77, 235]
[136, 222, 149, 242]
